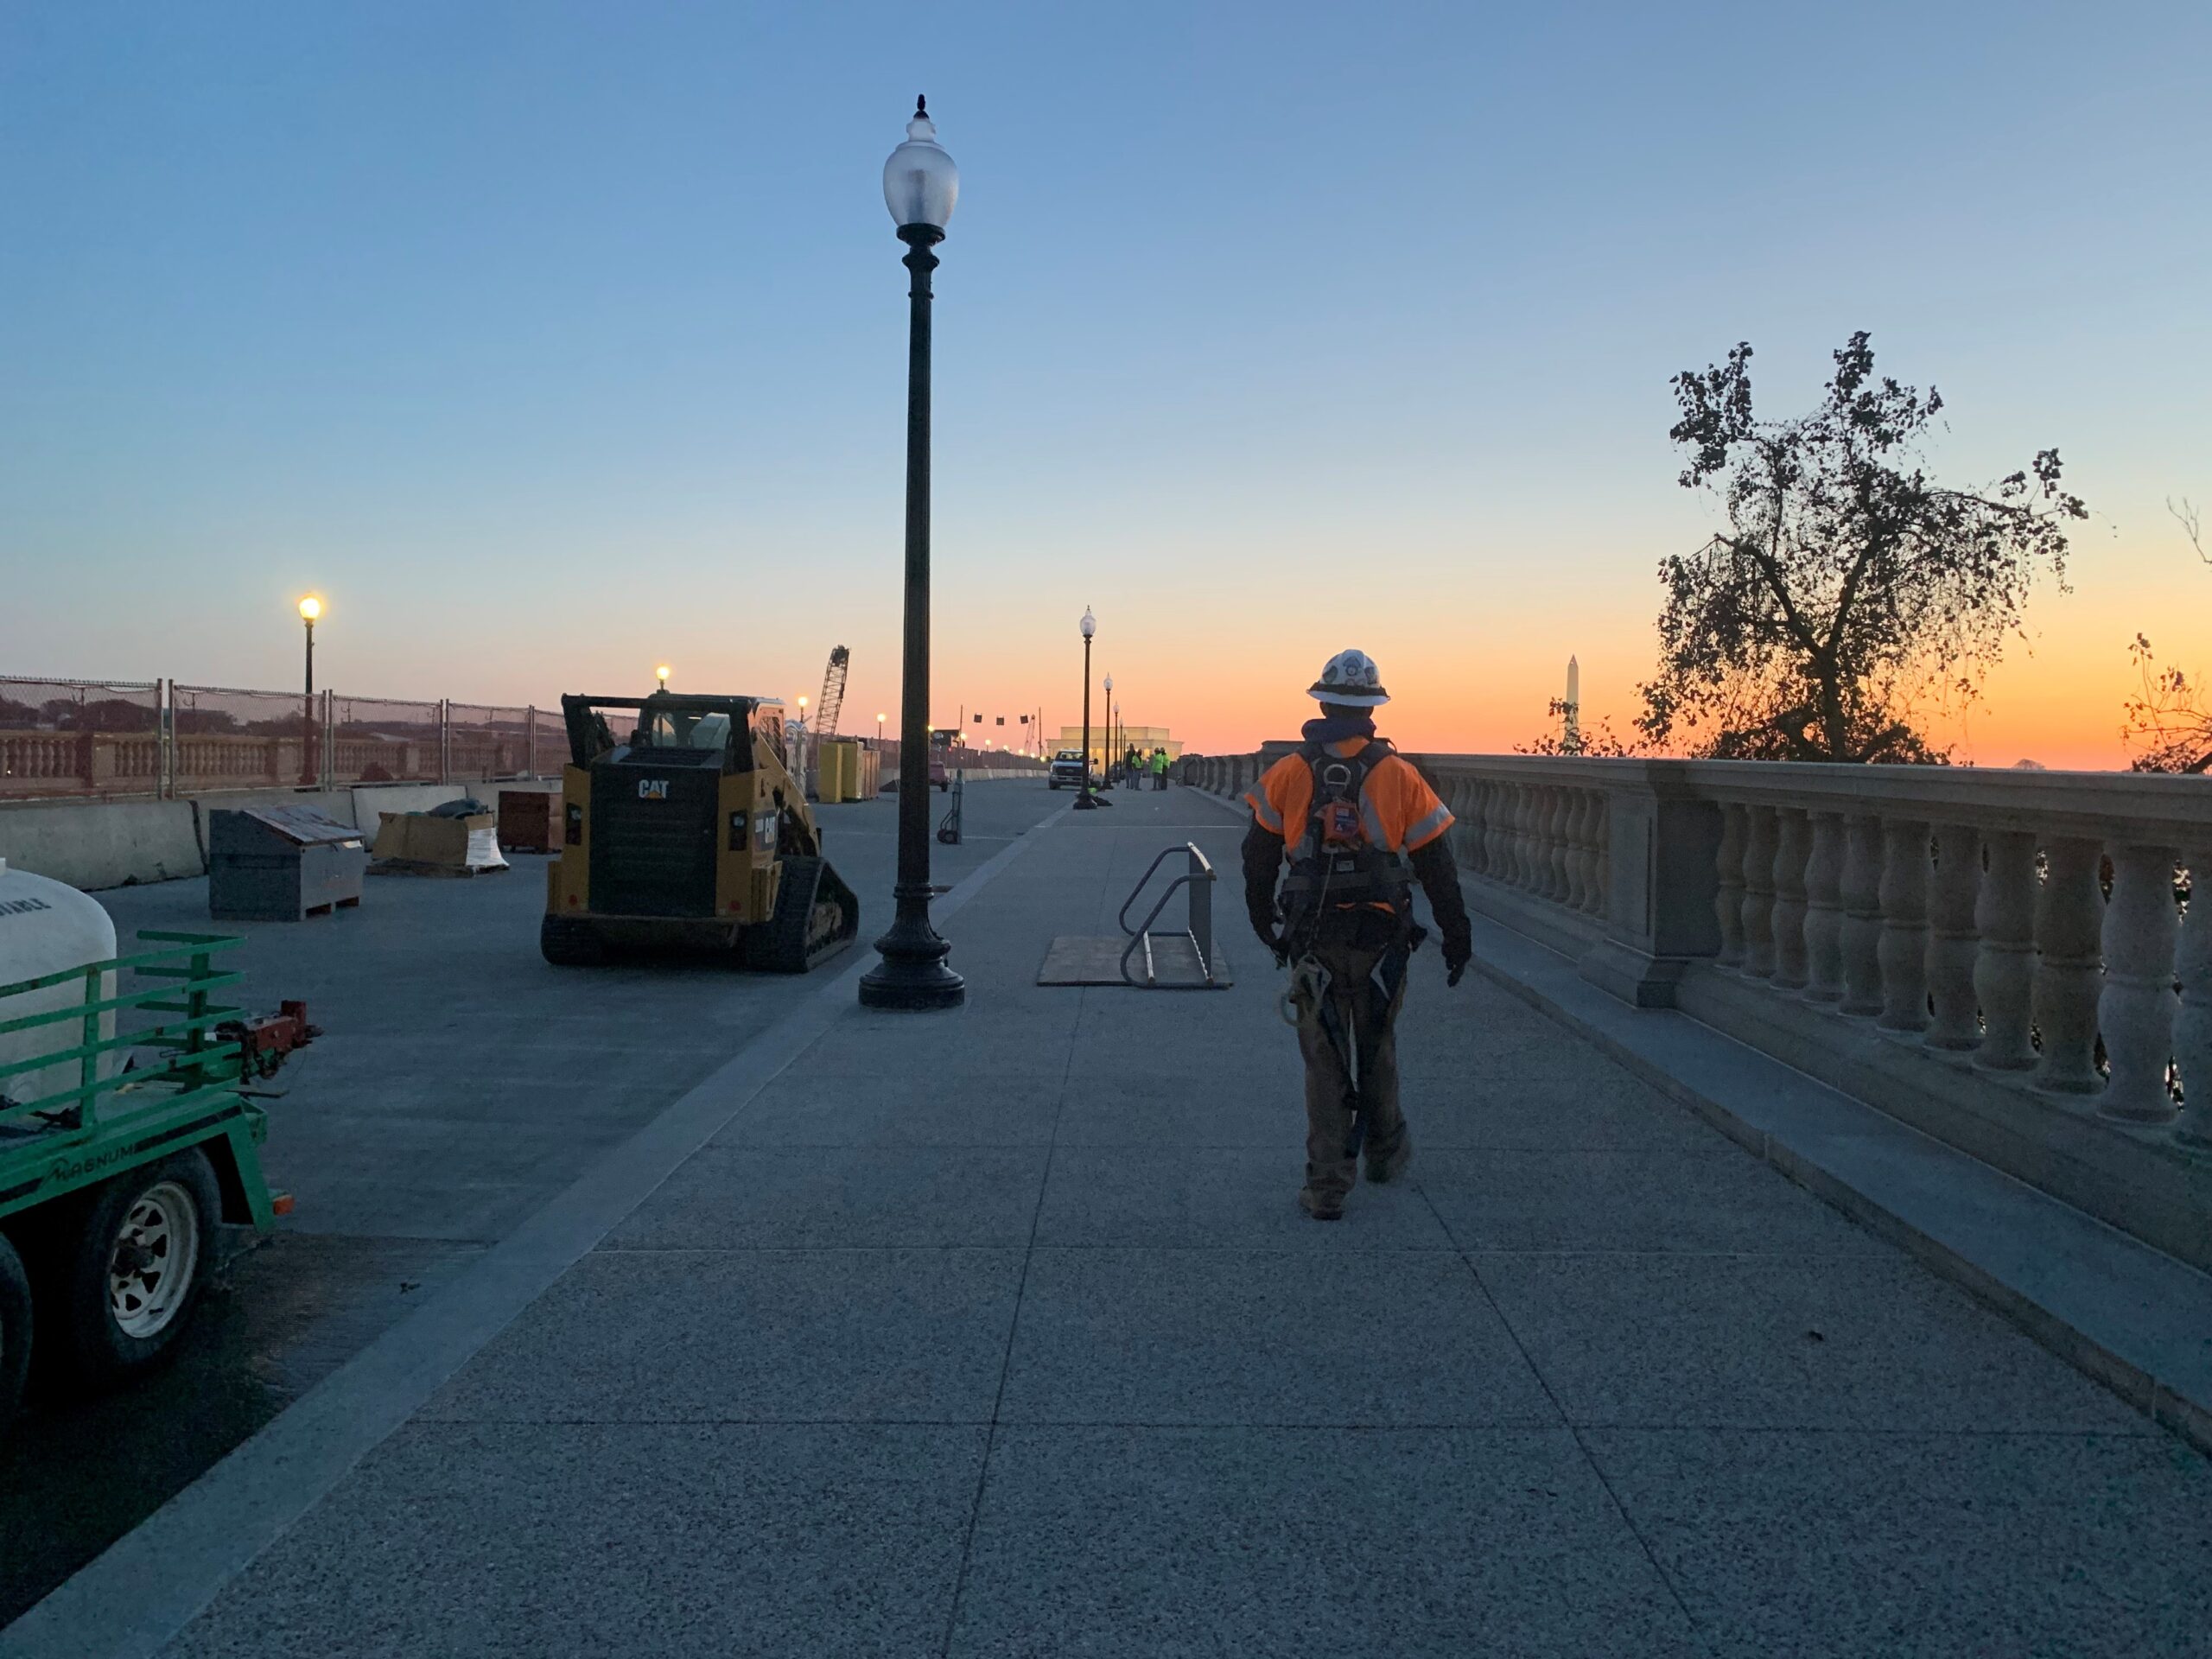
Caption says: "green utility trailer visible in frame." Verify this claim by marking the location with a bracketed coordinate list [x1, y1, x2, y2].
[0, 931, 296, 1442]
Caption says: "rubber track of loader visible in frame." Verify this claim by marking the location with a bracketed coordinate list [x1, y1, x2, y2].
[748, 855, 857, 974]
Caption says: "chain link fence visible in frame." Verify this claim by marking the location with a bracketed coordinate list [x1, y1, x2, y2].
[1, 677, 1051, 802]
[0, 675, 563, 802]
[0, 678, 162, 798]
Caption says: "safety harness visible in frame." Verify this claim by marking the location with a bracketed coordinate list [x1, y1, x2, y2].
[1275, 739, 1416, 950]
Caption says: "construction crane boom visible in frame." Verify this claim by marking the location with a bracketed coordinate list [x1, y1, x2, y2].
[816, 646, 849, 740]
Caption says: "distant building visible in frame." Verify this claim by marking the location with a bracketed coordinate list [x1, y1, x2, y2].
[1056, 724, 1181, 769]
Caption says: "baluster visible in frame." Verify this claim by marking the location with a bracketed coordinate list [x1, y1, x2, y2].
[1589, 791, 1610, 918]
[1578, 791, 1605, 917]
[1539, 787, 1557, 902]
[1876, 819, 1931, 1032]
[1739, 805, 1778, 978]
[2098, 842, 2181, 1123]
[1550, 789, 1575, 906]
[1497, 785, 1519, 886]
[1481, 782, 1503, 879]
[1973, 831, 2038, 1070]
[1539, 783, 1557, 898]
[1558, 791, 1586, 910]
[1840, 815, 1884, 1016]
[1923, 823, 1983, 1050]
[1770, 809, 1811, 990]
[1567, 790, 1592, 909]
[1802, 811, 1846, 1002]
[1713, 802, 1746, 967]
[1518, 787, 1541, 894]
[2176, 846, 2211, 1145]
[2032, 837, 2106, 1094]
[1457, 780, 1483, 874]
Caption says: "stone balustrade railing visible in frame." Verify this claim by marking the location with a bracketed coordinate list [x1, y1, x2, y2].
[1189, 750, 2211, 1269]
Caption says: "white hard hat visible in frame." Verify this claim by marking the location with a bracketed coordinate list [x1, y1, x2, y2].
[1309, 648, 1389, 708]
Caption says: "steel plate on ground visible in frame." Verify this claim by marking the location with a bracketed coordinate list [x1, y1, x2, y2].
[1037, 934, 1232, 989]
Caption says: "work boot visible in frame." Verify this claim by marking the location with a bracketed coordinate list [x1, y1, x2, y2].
[1364, 1141, 1412, 1185]
[1298, 1186, 1344, 1222]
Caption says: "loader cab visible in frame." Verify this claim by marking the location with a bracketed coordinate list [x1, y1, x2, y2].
[565, 693, 770, 775]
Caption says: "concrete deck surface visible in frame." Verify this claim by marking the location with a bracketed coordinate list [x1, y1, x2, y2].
[15, 788, 2212, 1657]
[0, 780, 1065, 1628]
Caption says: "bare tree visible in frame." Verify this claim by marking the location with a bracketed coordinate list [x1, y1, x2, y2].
[1637, 333, 2085, 762]
[2121, 499, 2212, 772]
[2169, 496, 2209, 568]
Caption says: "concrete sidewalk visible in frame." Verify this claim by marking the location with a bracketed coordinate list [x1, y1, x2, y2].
[22, 790, 2212, 1657]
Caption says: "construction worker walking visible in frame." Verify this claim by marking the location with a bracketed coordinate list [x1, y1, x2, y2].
[1242, 650, 1471, 1220]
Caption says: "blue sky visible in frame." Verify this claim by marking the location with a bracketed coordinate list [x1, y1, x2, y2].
[3, 1, 2207, 757]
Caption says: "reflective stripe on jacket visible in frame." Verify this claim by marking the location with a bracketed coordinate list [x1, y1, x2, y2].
[1242, 739, 1453, 855]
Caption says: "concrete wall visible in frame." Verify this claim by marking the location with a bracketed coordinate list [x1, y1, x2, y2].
[0, 780, 558, 892]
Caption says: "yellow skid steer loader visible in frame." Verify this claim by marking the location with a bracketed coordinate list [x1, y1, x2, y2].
[540, 691, 860, 971]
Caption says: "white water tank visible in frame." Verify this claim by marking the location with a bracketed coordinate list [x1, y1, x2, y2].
[0, 857, 118, 1116]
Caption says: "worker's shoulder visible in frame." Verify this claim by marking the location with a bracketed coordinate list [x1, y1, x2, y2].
[1370, 748, 1440, 797]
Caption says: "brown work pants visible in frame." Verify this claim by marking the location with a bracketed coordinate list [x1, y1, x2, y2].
[1292, 930, 1411, 1208]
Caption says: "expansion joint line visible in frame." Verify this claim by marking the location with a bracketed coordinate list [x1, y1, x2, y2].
[1414, 1182, 1707, 1639]
[936, 978, 1085, 1657]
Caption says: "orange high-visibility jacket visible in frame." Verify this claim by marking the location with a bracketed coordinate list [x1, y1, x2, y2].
[1244, 739, 1454, 858]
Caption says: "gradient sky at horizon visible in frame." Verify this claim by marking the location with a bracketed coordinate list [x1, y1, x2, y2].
[4, 1, 2208, 766]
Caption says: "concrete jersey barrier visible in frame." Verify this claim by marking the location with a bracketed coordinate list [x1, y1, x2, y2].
[0, 781, 558, 893]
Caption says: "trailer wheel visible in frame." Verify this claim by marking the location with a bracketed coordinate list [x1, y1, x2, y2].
[0, 1236, 31, 1442]
[58, 1147, 219, 1386]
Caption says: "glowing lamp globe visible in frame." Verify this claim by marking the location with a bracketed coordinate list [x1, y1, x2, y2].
[882, 97, 958, 234]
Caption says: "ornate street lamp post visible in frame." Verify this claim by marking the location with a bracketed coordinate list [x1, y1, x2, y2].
[1103, 674, 1114, 786]
[1073, 608, 1102, 809]
[861, 97, 965, 1010]
[297, 594, 322, 786]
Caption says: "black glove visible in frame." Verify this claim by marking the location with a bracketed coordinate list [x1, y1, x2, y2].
[1444, 938, 1471, 988]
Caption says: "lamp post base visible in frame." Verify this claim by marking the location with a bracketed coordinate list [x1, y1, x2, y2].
[858, 899, 965, 1009]
[1071, 792, 1103, 810]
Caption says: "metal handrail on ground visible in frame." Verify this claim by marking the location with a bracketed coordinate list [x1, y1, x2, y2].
[1116, 842, 1222, 988]
[936, 769, 965, 844]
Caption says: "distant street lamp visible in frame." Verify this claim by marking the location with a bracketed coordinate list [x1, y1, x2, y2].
[877, 711, 887, 747]
[1103, 674, 1115, 786]
[861, 95, 965, 1011]
[297, 595, 323, 786]
[656, 664, 671, 690]
[1073, 607, 1101, 810]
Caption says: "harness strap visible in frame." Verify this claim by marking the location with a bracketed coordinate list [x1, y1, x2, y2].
[1279, 739, 1414, 944]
